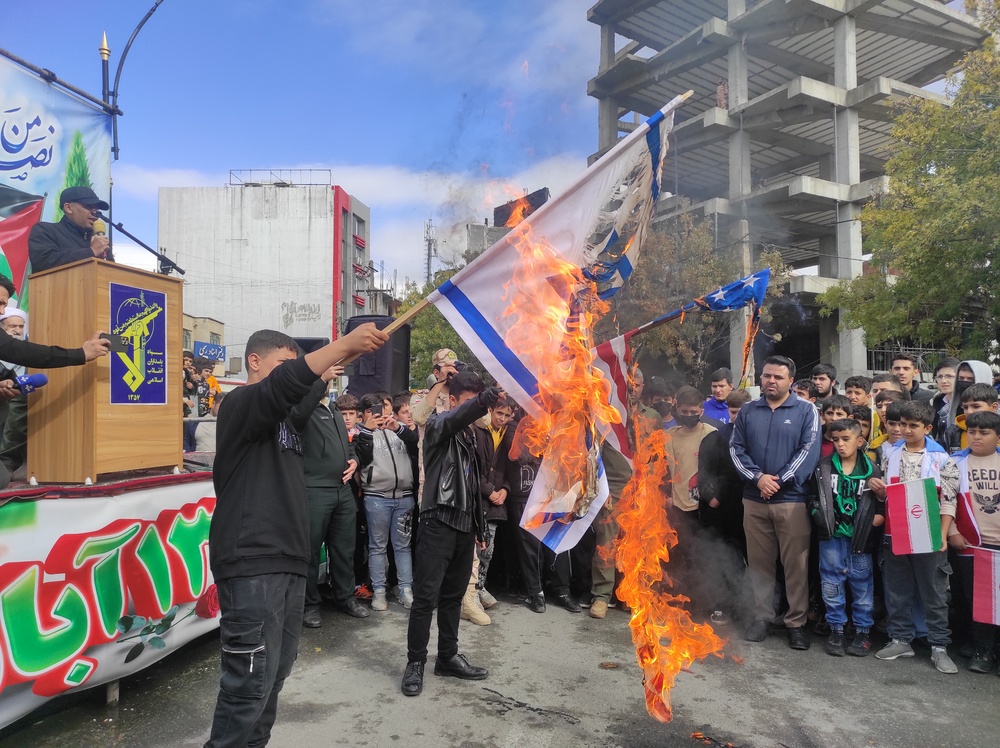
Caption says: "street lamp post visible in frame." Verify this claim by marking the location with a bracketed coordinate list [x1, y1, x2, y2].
[99, 0, 168, 265]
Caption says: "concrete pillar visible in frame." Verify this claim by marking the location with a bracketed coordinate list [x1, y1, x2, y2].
[830, 13, 867, 375]
[728, 0, 754, 382]
[598, 24, 619, 152]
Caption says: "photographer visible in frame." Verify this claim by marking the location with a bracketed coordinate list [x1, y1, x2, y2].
[356, 391, 419, 611]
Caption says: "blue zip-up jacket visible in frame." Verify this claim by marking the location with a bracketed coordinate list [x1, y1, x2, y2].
[703, 397, 730, 424]
[729, 393, 822, 503]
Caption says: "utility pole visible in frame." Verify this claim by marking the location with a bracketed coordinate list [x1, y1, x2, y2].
[424, 219, 437, 285]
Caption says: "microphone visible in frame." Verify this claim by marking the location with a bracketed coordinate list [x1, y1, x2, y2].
[91, 215, 114, 262]
[13, 373, 48, 394]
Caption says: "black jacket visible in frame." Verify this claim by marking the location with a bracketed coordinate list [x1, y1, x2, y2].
[28, 217, 96, 273]
[420, 392, 494, 530]
[696, 423, 743, 511]
[473, 422, 513, 522]
[210, 357, 317, 581]
[808, 455, 884, 554]
[0, 333, 86, 369]
[289, 378, 357, 489]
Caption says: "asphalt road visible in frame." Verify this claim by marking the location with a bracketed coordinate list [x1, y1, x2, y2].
[2, 592, 998, 748]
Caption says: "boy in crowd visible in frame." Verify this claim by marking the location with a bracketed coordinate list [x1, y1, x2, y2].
[819, 395, 852, 458]
[703, 368, 734, 423]
[356, 391, 419, 611]
[811, 364, 838, 399]
[468, 398, 520, 624]
[891, 354, 933, 403]
[942, 383, 999, 454]
[697, 387, 753, 624]
[336, 394, 360, 440]
[940, 410, 1000, 673]
[206, 324, 387, 746]
[844, 376, 873, 410]
[868, 401, 956, 673]
[402, 371, 501, 697]
[793, 379, 819, 403]
[808, 419, 884, 657]
[871, 373, 910, 403]
[850, 405, 873, 444]
[931, 358, 961, 442]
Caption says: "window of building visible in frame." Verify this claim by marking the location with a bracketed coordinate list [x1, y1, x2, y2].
[210, 332, 222, 345]
[354, 215, 366, 238]
[183, 330, 192, 350]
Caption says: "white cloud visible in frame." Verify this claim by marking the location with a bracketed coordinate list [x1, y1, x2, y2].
[308, 0, 597, 97]
[113, 164, 226, 202]
[115, 151, 593, 286]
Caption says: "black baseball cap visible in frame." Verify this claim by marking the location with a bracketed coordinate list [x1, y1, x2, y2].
[60, 186, 109, 210]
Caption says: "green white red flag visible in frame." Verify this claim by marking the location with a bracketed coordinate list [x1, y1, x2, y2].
[973, 546, 1000, 626]
[886, 478, 942, 555]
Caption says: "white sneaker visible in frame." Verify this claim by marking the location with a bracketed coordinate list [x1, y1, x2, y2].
[371, 590, 388, 611]
[932, 646, 958, 674]
[398, 586, 414, 609]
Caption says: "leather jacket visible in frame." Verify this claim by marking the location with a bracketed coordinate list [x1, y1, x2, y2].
[808, 455, 884, 554]
[420, 392, 495, 531]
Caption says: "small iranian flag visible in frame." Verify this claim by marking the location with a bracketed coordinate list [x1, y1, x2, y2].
[973, 547, 1000, 626]
[886, 478, 942, 555]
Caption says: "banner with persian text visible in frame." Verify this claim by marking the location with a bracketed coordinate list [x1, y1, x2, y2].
[0, 479, 218, 729]
[0, 55, 112, 296]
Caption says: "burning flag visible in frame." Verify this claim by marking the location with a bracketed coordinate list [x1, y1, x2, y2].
[427, 93, 687, 553]
[0, 184, 45, 295]
[427, 93, 685, 417]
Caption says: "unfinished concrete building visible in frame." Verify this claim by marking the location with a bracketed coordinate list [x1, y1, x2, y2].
[588, 0, 985, 374]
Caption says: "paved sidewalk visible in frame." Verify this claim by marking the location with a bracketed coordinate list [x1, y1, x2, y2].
[2, 593, 998, 748]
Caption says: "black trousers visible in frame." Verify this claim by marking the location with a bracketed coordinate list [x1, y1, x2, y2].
[305, 483, 357, 609]
[507, 499, 570, 597]
[206, 573, 305, 748]
[406, 515, 475, 664]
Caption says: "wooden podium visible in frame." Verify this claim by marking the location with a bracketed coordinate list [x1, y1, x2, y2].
[27, 259, 184, 484]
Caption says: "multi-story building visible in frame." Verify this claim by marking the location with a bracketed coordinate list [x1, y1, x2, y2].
[160, 170, 397, 364]
[588, 0, 984, 374]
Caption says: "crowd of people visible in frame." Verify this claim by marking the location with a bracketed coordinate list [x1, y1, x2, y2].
[203, 328, 1000, 746]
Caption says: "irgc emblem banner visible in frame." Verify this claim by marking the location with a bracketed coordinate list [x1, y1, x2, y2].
[110, 282, 166, 405]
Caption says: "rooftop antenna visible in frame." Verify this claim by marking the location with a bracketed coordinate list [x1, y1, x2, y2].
[424, 218, 438, 285]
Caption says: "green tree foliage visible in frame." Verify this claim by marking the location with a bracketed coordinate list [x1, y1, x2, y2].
[53, 130, 93, 223]
[397, 268, 484, 388]
[820, 1, 1000, 359]
[596, 214, 789, 385]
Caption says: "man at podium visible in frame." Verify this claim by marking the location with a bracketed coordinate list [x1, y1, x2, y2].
[0, 276, 111, 487]
[28, 186, 112, 272]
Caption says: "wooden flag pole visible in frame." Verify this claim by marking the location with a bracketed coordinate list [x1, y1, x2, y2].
[338, 298, 431, 366]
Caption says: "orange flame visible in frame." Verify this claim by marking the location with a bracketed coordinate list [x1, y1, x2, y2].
[501, 199, 619, 505]
[615, 422, 726, 721]
[500, 191, 725, 722]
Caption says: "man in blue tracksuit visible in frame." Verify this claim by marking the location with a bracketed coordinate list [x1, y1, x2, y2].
[730, 355, 822, 650]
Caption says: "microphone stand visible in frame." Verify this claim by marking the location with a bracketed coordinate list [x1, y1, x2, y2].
[99, 214, 185, 275]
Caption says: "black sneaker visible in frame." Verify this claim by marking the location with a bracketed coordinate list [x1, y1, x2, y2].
[825, 630, 846, 657]
[526, 594, 546, 614]
[968, 648, 995, 674]
[847, 632, 872, 657]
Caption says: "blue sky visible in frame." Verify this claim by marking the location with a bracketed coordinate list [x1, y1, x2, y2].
[3, 0, 600, 281]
